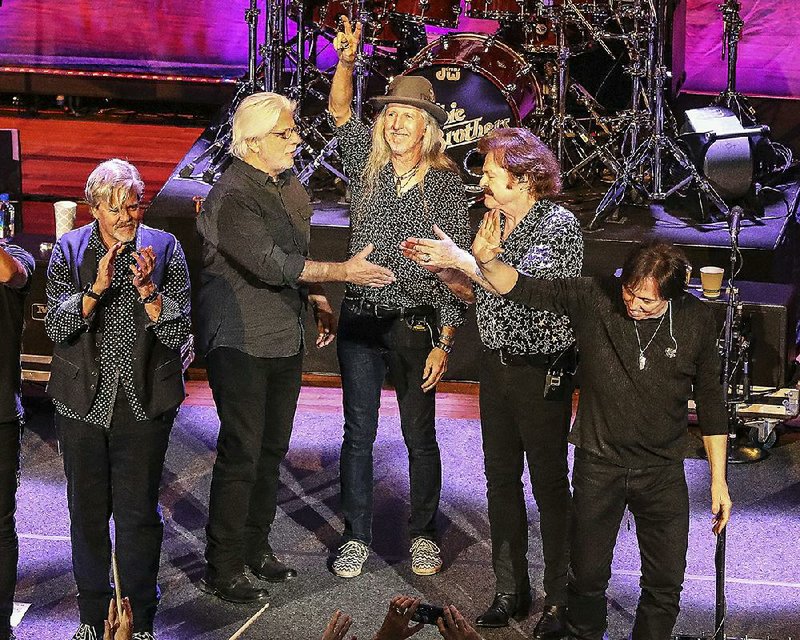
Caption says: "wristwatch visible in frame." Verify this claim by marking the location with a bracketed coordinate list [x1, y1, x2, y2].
[83, 283, 104, 301]
[138, 286, 160, 304]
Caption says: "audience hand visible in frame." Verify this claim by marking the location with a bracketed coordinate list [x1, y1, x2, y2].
[436, 605, 481, 640]
[321, 610, 356, 640]
[103, 597, 133, 640]
[374, 595, 424, 640]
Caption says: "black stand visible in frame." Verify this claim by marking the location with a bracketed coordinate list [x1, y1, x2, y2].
[714, 0, 757, 126]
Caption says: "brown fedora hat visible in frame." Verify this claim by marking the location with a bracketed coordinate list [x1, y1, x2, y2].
[371, 75, 448, 126]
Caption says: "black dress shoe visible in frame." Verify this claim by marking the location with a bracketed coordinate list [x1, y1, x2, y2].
[198, 572, 269, 604]
[248, 553, 298, 583]
[533, 605, 567, 639]
[475, 592, 532, 628]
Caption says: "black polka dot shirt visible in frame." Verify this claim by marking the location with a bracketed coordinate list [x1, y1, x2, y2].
[47, 223, 191, 426]
[475, 199, 583, 354]
[333, 115, 471, 328]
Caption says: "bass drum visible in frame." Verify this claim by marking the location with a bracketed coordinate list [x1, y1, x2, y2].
[404, 34, 542, 198]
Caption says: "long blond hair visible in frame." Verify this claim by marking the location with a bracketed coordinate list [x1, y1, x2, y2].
[359, 107, 458, 202]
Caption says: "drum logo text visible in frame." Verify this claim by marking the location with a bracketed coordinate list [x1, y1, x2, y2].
[435, 67, 462, 82]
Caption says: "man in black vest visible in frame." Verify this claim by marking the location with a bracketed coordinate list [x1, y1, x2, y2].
[0, 241, 34, 640]
[45, 159, 191, 640]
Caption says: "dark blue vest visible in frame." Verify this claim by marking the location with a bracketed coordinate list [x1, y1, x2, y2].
[47, 223, 186, 418]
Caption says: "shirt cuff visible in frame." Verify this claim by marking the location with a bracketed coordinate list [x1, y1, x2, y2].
[148, 294, 182, 328]
[283, 253, 307, 288]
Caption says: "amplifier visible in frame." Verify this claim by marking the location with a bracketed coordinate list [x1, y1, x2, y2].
[689, 281, 797, 387]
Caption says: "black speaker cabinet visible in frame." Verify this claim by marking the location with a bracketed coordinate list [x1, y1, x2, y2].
[689, 281, 797, 387]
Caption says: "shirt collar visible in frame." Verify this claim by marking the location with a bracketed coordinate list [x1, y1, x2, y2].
[231, 157, 291, 187]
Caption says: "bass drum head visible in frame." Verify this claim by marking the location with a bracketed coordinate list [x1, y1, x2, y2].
[409, 65, 515, 195]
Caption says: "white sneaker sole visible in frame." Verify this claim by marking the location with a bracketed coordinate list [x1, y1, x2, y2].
[412, 563, 442, 576]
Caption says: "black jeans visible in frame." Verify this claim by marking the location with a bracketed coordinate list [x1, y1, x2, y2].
[479, 350, 572, 604]
[568, 449, 689, 640]
[57, 392, 174, 634]
[204, 347, 303, 581]
[337, 304, 440, 545]
[0, 420, 21, 624]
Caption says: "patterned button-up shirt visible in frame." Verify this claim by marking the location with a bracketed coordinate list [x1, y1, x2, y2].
[333, 115, 472, 328]
[475, 199, 583, 354]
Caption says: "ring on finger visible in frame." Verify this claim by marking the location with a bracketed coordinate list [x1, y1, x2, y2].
[421, 253, 432, 263]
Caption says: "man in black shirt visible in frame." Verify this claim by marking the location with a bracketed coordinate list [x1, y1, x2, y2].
[196, 91, 394, 605]
[0, 242, 34, 640]
[473, 228, 732, 640]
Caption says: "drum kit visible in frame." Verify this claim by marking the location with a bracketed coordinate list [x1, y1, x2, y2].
[180, 0, 763, 221]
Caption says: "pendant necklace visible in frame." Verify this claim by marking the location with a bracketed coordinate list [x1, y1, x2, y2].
[393, 159, 421, 195]
[633, 310, 667, 370]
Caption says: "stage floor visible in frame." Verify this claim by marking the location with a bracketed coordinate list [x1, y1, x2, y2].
[10, 383, 800, 639]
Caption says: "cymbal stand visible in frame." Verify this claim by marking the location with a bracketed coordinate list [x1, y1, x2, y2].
[263, 0, 287, 93]
[353, 0, 371, 119]
[713, 0, 757, 125]
[176, 1, 262, 182]
[588, 0, 730, 229]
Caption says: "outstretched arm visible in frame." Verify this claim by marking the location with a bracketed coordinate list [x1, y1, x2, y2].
[329, 16, 361, 126]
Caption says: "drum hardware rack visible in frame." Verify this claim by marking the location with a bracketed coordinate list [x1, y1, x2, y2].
[587, 0, 730, 229]
[713, 0, 757, 126]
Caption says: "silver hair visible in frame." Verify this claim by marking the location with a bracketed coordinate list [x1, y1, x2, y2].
[84, 158, 144, 209]
[230, 92, 297, 160]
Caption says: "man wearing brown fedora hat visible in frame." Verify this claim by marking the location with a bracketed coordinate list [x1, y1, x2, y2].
[327, 16, 471, 580]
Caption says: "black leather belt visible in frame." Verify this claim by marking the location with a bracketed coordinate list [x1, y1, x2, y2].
[344, 296, 434, 320]
[490, 347, 552, 367]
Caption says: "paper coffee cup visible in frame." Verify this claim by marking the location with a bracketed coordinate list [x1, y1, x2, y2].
[54, 200, 78, 240]
[700, 266, 724, 299]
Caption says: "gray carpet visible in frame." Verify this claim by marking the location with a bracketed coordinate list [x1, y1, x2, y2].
[12, 399, 800, 639]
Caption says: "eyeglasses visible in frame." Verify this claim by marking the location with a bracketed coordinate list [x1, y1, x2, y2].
[268, 126, 300, 140]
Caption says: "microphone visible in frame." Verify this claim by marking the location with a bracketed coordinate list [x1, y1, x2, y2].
[729, 205, 743, 243]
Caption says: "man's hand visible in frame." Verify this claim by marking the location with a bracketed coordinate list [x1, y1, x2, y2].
[471, 210, 503, 266]
[310, 293, 337, 348]
[400, 225, 469, 274]
[103, 597, 132, 640]
[711, 479, 732, 535]
[332, 15, 361, 66]
[436, 605, 482, 640]
[344, 244, 396, 288]
[422, 346, 448, 393]
[374, 596, 424, 640]
[94, 242, 124, 293]
[320, 610, 356, 640]
[130, 246, 157, 291]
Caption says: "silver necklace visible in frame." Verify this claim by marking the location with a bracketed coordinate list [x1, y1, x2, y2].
[633, 311, 667, 370]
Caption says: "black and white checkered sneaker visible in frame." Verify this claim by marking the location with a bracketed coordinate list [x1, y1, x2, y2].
[71, 624, 97, 640]
[410, 537, 442, 576]
[331, 540, 369, 578]
[132, 633, 156, 640]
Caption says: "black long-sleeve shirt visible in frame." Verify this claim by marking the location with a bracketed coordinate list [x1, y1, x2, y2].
[505, 275, 727, 467]
[196, 158, 313, 358]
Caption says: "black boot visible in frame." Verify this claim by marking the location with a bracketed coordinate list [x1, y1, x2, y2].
[533, 605, 567, 638]
[197, 571, 269, 604]
[475, 592, 532, 628]
[247, 552, 298, 583]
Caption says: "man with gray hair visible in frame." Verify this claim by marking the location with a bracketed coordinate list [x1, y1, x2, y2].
[196, 91, 394, 604]
[45, 158, 192, 640]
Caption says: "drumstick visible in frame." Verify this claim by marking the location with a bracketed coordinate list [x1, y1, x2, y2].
[227, 602, 270, 640]
[112, 551, 123, 619]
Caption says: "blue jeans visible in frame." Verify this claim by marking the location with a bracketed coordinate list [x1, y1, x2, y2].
[568, 449, 689, 640]
[337, 303, 440, 546]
